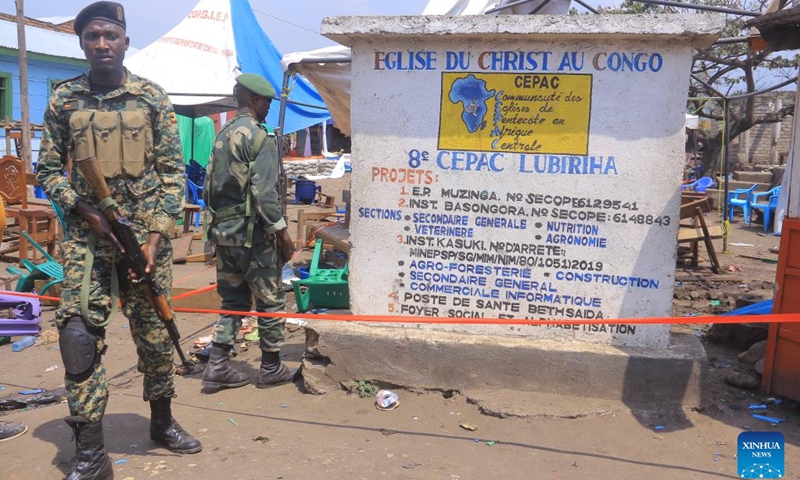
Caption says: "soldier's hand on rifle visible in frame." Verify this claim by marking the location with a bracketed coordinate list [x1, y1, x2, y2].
[129, 232, 161, 281]
[277, 228, 295, 264]
[74, 200, 125, 252]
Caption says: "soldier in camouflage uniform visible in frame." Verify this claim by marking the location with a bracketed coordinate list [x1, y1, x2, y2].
[202, 73, 297, 391]
[36, 3, 201, 479]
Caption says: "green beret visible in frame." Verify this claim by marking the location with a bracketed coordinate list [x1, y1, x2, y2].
[74, 1, 126, 35]
[235, 73, 276, 99]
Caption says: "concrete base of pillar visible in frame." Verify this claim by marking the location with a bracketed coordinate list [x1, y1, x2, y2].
[302, 322, 708, 412]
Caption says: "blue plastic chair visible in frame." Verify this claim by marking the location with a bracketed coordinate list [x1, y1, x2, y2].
[681, 176, 715, 193]
[750, 187, 781, 232]
[185, 178, 206, 229]
[727, 184, 758, 223]
[186, 159, 206, 186]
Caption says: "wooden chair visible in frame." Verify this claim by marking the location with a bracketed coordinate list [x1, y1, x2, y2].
[0, 155, 60, 263]
[677, 196, 723, 273]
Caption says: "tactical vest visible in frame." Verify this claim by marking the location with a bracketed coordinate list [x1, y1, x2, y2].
[206, 121, 270, 247]
[68, 99, 152, 179]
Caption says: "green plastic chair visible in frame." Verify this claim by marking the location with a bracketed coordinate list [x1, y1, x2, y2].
[15, 230, 64, 296]
[291, 239, 349, 313]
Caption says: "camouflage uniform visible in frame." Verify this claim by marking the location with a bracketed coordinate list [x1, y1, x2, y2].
[36, 69, 184, 424]
[204, 110, 287, 353]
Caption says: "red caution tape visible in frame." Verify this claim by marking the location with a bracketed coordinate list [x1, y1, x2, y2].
[3, 289, 798, 326]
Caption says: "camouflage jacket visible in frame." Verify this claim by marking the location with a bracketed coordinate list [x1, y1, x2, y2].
[36, 69, 185, 243]
[204, 110, 286, 247]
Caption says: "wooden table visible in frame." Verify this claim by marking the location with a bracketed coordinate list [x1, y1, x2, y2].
[314, 223, 350, 253]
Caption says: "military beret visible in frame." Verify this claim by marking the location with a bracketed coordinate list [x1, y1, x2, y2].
[235, 73, 276, 99]
[74, 1, 126, 35]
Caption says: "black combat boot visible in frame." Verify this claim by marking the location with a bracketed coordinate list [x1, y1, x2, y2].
[201, 343, 250, 390]
[149, 397, 202, 454]
[256, 351, 300, 389]
[63, 416, 113, 480]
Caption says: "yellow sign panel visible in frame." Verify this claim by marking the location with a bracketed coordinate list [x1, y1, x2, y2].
[438, 73, 592, 155]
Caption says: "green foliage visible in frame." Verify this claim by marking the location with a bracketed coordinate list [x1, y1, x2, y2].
[348, 379, 379, 398]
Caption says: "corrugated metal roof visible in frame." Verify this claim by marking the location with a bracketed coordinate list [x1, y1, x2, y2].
[0, 18, 85, 60]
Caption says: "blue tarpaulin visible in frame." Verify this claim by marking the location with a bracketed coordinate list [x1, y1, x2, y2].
[231, 0, 330, 133]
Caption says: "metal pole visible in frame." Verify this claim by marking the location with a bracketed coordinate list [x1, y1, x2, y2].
[278, 72, 291, 134]
[277, 72, 291, 219]
[14, 0, 31, 170]
[723, 99, 730, 253]
[630, 0, 761, 16]
[572, 0, 599, 14]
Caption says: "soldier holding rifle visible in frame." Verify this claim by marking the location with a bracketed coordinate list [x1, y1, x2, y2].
[37, 2, 200, 479]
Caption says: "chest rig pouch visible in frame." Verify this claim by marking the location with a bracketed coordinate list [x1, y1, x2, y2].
[69, 99, 152, 179]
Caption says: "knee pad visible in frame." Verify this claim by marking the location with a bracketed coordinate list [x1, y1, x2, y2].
[59, 317, 103, 382]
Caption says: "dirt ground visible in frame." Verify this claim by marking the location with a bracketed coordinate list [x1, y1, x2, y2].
[1, 178, 798, 479]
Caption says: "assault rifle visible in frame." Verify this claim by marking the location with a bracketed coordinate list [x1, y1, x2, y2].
[75, 156, 194, 372]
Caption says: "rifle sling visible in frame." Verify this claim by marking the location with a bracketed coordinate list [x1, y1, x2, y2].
[81, 232, 119, 327]
[98, 197, 118, 214]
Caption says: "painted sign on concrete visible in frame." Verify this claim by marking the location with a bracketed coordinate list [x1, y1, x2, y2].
[440, 72, 592, 155]
[323, 15, 723, 348]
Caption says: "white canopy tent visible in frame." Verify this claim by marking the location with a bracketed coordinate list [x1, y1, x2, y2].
[125, 0, 330, 133]
[281, 46, 352, 136]
[124, 0, 240, 117]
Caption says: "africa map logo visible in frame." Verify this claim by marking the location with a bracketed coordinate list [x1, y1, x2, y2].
[738, 432, 784, 478]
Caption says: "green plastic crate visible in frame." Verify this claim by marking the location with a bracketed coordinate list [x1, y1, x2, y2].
[292, 239, 349, 312]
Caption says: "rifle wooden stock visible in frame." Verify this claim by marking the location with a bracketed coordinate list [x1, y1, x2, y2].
[74, 156, 194, 369]
[75, 157, 114, 208]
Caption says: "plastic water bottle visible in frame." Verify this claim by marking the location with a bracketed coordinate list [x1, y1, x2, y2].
[11, 335, 36, 352]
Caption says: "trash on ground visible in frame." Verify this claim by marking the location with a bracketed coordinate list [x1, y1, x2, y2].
[114, 459, 129, 465]
[19, 389, 44, 395]
[713, 362, 732, 369]
[403, 462, 420, 469]
[654, 426, 665, 431]
[751, 414, 784, 424]
[375, 389, 400, 411]
[229, 418, 238, 426]
[730, 243, 754, 247]
[0, 388, 67, 411]
[44, 364, 58, 372]
[39, 329, 59, 344]
[243, 330, 260, 342]
[710, 300, 721, 306]
[748, 404, 768, 410]
[485, 441, 496, 446]
[459, 422, 478, 431]
[380, 429, 397, 436]
[11, 335, 36, 352]
[252, 436, 271, 443]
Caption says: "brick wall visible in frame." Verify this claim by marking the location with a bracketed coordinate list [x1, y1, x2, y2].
[731, 91, 795, 165]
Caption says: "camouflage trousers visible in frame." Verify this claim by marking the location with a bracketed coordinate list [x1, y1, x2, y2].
[213, 241, 286, 352]
[57, 234, 176, 424]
